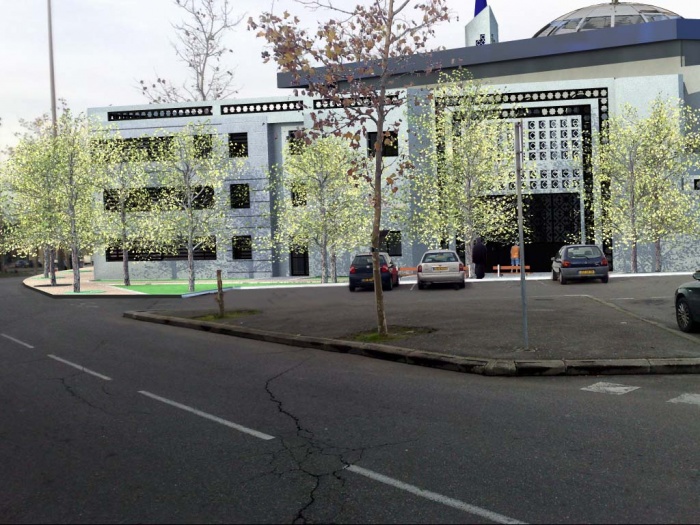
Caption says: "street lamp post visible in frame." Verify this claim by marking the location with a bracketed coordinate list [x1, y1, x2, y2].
[47, 0, 58, 138]
[514, 121, 529, 350]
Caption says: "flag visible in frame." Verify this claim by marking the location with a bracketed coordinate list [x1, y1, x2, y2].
[475, 0, 488, 17]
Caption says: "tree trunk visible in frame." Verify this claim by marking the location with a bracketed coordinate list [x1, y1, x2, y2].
[49, 247, 57, 286]
[330, 251, 337, 283]
[43, 246, 50, 279]
[71, 245, 81, 293]
[372, 109, 388, 336]
[123, 248, 131, 286]
[122, 211, 130, 286]
[654, 238, 662, 272]
[188, 245, 195, 293]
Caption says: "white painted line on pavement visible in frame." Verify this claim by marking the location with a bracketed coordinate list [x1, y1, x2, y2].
[668, 393, 700, 407]
[138, 390, 276, 441]
[47, 354, 112, 381]
[581, 382, 640, 395]
[1, 333, 34, 349]
[346, 465, 526, 524]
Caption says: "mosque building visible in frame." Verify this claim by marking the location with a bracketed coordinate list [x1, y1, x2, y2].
[89, 1, 700, 280]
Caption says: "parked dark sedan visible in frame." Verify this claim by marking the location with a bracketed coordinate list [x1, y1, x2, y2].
[675, 270, 700, 333]
[551, 244, 609, 284]
[348, 252, 399, 291]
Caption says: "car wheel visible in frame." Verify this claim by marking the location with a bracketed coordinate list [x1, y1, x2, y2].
[383, 278, 393, 291]
[460, 280, 466, 289]
[417, 281, 425, 290]
[676, 297, 699, 333]
[552, 270, 557, 281]
[559, 273, 567, 285]
[349, 285, 356, 292]
[601, 276, 609, 283]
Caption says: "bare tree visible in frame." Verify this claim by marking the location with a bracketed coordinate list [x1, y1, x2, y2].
[139, 0, 243, 103]
[252, 0, 450, 335]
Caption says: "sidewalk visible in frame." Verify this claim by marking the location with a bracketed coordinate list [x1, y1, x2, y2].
[23, 268, 700, 376]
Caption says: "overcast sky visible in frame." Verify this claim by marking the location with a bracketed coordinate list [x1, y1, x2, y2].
[2, 0, 699, 149]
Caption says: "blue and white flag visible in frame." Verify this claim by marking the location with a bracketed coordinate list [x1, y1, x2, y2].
[475, 0, 488, 17]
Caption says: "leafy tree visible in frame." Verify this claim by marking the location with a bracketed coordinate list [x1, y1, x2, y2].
[252, 0, 450, 335]
[93, 133, 173, 286]
[3, 108, 102, 292]
[140, 0, 243, 103]
[407, 71, 522, 274]
[275, 135, 372, 283]
[593, 99, 700, 272]
[155, 123, 245, 292]
[3, 115, 63, 285]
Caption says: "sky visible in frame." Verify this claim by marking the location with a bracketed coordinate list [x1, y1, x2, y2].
[2, 0, 700, 150]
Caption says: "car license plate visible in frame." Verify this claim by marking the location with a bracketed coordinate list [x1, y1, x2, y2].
[433, 266, 448, 271]
[362, 278, 373, 282]
[578, 270, 595, 275]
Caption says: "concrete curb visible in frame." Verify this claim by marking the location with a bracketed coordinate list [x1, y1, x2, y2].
[123, 311, 700, 377]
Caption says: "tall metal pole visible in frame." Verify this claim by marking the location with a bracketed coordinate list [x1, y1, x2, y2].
[47, 0, 58, 138]
[514, 121, 529, 350]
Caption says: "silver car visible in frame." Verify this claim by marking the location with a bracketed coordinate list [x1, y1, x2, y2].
[417, 249, 466, 289]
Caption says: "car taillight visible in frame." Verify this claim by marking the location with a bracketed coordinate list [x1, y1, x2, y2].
[349, 266, 356, 274]
[417, 264, 423, 272]
[380, 264, 389, 273]
[562, 260, 571, 268]
[459, 263, 464, 271]
[600, 257, 608, 266]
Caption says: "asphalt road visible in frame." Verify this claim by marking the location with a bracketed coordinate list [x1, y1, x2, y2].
[1, 275, 699, 523]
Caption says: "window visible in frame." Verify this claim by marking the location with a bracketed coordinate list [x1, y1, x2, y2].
[368, 131, 399, 157]
[230, 184, 250, 209]
[193, 135, 213, 159]
[287, 130, 305, 155]
[229, 133, 248, 157]
[380, 230, 402, 257]
[694, 179, 700, 191]
[291, 183, 307, 207]
[232, 236, 253, 260]
[106, 237, 217, 261]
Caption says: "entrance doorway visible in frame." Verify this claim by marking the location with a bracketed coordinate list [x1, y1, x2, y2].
[290, 248, 309, 276]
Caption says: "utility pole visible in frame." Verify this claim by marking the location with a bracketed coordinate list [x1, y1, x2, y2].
[46, 0, 58, 284]
[514, 121, 529, 350]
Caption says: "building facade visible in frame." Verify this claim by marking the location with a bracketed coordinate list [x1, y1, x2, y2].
[89, 1, 700, 279]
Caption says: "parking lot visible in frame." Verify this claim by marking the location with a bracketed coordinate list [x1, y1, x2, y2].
[169, 273, 700, 362]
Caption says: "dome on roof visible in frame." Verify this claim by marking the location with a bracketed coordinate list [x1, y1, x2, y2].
[533, 1, 682, 38]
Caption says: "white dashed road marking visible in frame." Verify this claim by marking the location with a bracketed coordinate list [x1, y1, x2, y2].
[138, 390, 276, 441]
[1, 333, 34, 349]
[668, 393, 700, 407]
[47, 354, 112, 381]
[346, 465, 526, 524]
[581, 382, 640, 395]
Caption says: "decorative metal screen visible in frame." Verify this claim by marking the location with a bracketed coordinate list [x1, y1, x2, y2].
[523, 115, 584, 192]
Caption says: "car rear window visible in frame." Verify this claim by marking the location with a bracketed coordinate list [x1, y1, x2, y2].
[566, 246, 602, 258]
[352, 255, 387, 266]
[423, 252, 458, 263]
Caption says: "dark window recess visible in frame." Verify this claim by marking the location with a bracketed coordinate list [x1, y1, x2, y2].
[290, 247, 309, 276]
[105, 136, 174, 162]
[368, 131, 399, 157]
[103, 187, 167, 212]
[161, 186, 215, 210]
[291, 184, 307, 207]
[230, 184, 250, 208]
[380, 230, 402, 257]
[193, 134, 213, 159]
[287, 130, 306, 155]
[232, 236, 253, 260]
[694, 179, 700, 191]
[228, 132, 248, 157]
[105, 237, 217, 262]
